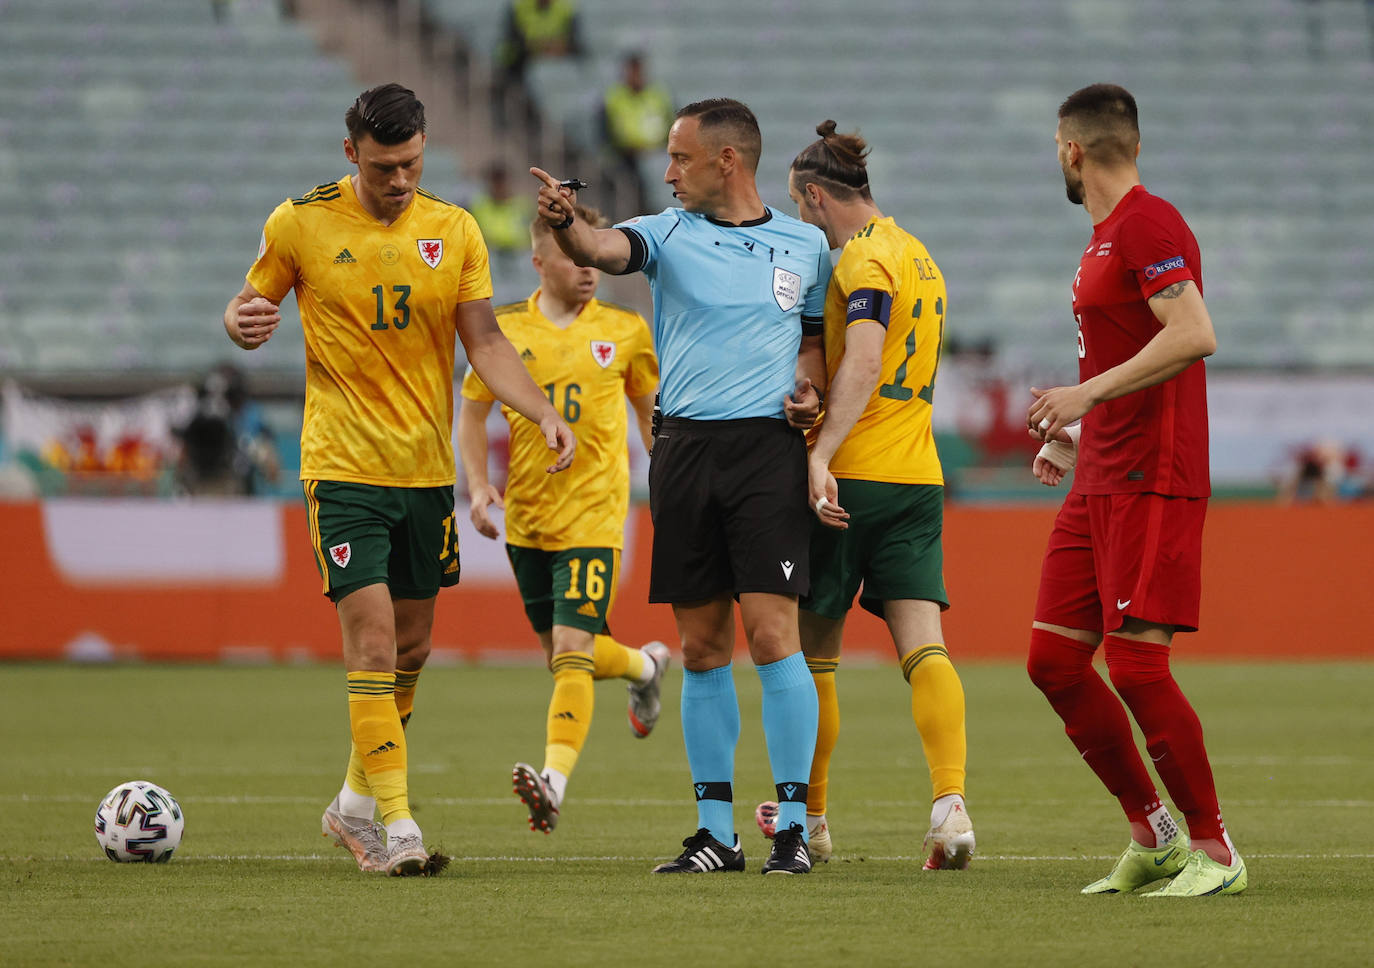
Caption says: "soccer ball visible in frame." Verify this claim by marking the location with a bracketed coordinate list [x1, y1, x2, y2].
[94, 780, 185, 863]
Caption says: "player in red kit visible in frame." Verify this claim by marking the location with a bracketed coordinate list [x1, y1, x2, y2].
[1025, 84, 1246, 897]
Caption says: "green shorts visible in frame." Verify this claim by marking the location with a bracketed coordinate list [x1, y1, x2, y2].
[506, 545, 619, 634]
[304, 480, 461, 602]
[802, 480, 949, 620]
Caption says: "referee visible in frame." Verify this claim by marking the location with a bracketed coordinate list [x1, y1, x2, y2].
[533, 97, 832, 875]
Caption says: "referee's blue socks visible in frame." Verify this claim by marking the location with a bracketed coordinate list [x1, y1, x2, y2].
[681, 664, 741, 846]
[758, 651, 819, 837]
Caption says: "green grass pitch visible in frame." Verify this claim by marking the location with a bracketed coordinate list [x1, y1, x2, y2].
[3, 660, 1371, 966]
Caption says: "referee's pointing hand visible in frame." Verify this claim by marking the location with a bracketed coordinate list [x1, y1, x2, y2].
[531, 167, 576, 228]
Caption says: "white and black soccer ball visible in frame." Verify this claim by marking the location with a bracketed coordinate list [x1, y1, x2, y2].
[94, 780, 185, 863]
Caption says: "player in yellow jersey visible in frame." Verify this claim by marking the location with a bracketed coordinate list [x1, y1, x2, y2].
[457, 204, 666, 834]
[757, 121, 975, 870]
[222, 84, 575, 876]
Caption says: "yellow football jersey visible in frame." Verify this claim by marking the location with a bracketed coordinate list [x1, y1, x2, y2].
[461, 293, 658, 550]
[812, 216, 945, 484]
[247, 176, 492, 487]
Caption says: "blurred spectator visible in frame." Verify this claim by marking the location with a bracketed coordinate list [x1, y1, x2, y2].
[468, 163, 536, 275]
[210, 0, 297, 24]
[496, 0, 585, 128]
[176, 363, 280, 496]
[599, 52, 674, 213]
[1277, 438, 1366, 503]
[1296, 0, 1374, 59]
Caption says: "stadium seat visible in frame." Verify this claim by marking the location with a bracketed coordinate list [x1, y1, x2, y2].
[506, 0, 1374, 367]
[5, 0, 1372, 375]
[0, 0, 467, 376]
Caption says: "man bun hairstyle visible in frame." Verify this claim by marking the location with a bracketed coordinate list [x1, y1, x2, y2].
[1057, 83, 1139, 167]
[346, 83, 426, 146]
[790, 120, 872, 201]
[676, 98, 763, 172]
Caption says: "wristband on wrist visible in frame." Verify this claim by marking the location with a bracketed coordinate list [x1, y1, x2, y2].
[1036, 422, 1081, 473]
[551, 212, 574, 230]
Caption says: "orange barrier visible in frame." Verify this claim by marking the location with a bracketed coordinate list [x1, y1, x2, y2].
[1, 501, 1370, 661]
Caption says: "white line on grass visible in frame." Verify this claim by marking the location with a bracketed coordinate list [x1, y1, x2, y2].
[11, 794, 1374, 809]
[8, 852, 1374, 864]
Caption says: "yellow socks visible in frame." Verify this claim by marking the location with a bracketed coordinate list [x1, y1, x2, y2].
[346, 670, 411, 825]
[344, 667, 421, 809]
[394, 668, 420, 727]
[545, 651, 595, 780]
[592, 634, 647, 682]
[901, 644, 967, 799]
[806, 656, 840, 817]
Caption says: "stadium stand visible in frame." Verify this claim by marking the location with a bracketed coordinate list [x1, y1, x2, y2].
[0, 0, 476, 379]
[427, 0, 1374, 370]
[3, 0, 1371, 379]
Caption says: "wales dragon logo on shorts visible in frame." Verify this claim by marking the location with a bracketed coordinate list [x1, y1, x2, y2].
[329, 542, 351, 568]
[772, 267, 801, 311]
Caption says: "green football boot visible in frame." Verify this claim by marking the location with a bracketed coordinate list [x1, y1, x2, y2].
[1081, 830, 1191, 894]
[1143, 848, 1248, 896]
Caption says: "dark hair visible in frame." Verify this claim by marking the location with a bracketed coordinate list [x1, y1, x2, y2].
[675, 98, 762, 171]
[345, 83, 426, 146]
[1057, 83, 1139, 166]
[790, 120, 872, 201]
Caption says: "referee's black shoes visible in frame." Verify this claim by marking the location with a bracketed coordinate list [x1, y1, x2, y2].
[652, 827, 746, 873]
[761, 822, 813, 875]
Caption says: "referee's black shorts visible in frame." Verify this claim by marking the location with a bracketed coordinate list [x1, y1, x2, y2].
[647, 416, 810, 604]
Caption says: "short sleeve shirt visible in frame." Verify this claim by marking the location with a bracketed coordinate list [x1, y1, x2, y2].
[616, 207, 831, 420]
[812, 216, 945, 485]
[249, 178, 491, 487]
[1069, 185, 1210, 497]
[461, 294, 657, 549]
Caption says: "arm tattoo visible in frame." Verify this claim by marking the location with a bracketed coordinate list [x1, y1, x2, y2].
[1151, 281, 1189, 300]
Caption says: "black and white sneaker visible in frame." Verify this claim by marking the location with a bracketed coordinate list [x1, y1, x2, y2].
[761, 822, 812, 875]
[652, 828, 746, 873]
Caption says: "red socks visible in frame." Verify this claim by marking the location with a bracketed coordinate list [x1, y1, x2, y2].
[1104, 635, 1231, 862]
[1028, 628, 1163, 845]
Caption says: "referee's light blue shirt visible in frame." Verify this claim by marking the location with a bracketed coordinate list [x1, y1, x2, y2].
[616, 207, 832, 421]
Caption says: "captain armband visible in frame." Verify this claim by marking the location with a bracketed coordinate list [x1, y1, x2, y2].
[845, 288, 892, 328]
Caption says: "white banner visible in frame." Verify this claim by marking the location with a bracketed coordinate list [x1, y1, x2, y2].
[928, 361, 1374, 486]
[42, 498, 283, 584]
[2, 380, 195, 476]
[1207, 373, 1374, 484]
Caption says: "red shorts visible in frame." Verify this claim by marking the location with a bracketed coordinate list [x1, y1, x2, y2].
[1034, 491, 1206, 634]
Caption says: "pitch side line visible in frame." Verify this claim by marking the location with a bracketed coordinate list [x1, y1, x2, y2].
[10, 793, 1374, 810]
[7, 852, 1374, 864]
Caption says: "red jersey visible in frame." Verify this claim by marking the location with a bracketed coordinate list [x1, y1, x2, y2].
[1069, 185, 1210, 497]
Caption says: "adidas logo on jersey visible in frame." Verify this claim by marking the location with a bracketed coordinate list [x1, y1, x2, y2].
[333, 248, 357, 264]
[576, 601, 599, 618]
[520, 348, 536, 361]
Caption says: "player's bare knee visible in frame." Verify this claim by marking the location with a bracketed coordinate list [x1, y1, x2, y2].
[745, 629, 800, 666]
[679, 636, 731, 672]
[395, 636, 431, 669]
